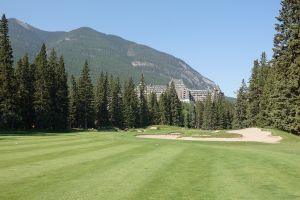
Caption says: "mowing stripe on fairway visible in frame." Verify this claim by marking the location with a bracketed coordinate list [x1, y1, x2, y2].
[20, 144, 186, 200]
[0, 143, 141, 184]
[0, 135, 115, 158]
[0, 134, 102, 151]
[0, 143, 165, 200]
[0, 140, 123, 168]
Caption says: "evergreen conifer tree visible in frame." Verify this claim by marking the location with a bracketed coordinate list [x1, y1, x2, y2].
[15, 54, 35, 129]
[109, 78, 123, 128]
[247, 60, 261, 126]
[202, 93, 213, 130]
[168, 82, 183, 126]
[148, 92, 159, 125]
[195, 101, 204, 129]
[0, 14, 18, 128]
[159, 92, 170, 125]
[138, 74, 149, 127]
[55, 56, 69, 129]
[34, 44, 50, 129]
[233, 79, 249, 128]
[47, 49, 59, 129]
[94, 72, 109, 127]
[123, 78, 139, 128]
[270, 0, 300, 133]
[69, 75, 79, 128]
[78, 61, 94, 129]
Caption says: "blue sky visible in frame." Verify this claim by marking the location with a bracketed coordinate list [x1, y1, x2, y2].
[1, 0, 281, 97]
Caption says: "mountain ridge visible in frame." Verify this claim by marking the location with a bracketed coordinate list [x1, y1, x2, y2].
[8, 18, 217, 90]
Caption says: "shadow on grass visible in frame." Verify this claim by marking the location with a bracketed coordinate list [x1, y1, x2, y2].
[0, 127, 124, 136]
[0, 129, 85, 136]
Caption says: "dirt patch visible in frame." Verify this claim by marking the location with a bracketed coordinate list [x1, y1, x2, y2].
[137, 128, 282, 143]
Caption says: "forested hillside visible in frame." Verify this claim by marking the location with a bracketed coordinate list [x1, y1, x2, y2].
[8, 18, 216, 90]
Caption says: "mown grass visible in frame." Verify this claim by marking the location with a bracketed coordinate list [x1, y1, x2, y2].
[0, 127, 300, 200]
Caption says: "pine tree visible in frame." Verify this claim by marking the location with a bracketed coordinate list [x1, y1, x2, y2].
[109, 78, 123, 128]
[195, 101, 204, 129]
[69, 75, 79, 128]
[247, 60, 261, 126]
[138, 74, 149, 127]
[47, 49, 59, 129]
[148, 92, 159, 125]
[202, 93, 213, 130]
[94, 72, 109, 128]
[34, 44, 51, 129]
[123, 78, 139, 128]
[233, 79, 248, 129]
[270, 0, 300, 133]
[224, 101, 234, 129]
[78, 60, 94, 129]
[215, 96, 227, 129]
[15, 54, 35, 129]
[168, 82, 183, 126]
[159, 91, 170, 125]
[0, 14, 18, 128]
[257, 53, 271, 127]
[189, 103, 196, 128]
[184, 110, 190, 128]
[55, 56, 69, 129]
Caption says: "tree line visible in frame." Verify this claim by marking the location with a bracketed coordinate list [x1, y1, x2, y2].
[183, 95, 234, 130]
[234, 0, 300, 135]
[0, 13, 234, 130]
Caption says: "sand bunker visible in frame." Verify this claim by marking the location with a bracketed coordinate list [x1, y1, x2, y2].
[137, 128, 282, 143]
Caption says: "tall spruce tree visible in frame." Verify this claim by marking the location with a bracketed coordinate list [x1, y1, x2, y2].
[202, 93, 213, 130]
[47, 49, 59, 129]
[138, 74, 149, 127]
[15, 54, 35, 129]
[78, 61, 94, 129]
[69, 75, 79, 128]
[123, 78, 139, 128]
[109, 78, 123, 128]
[94, 72, 109, 128]
[195, 101, 204, 129]
[215, 96, 227, 129]
[54, 56, 69, 129]
[270, 0, 300, 133]
[159, 91, 170, 125]
[0, 14, 18, 128]
[257, 53, 271, 127]
[148, 92, 159, 125]
[247, 59, 261, 126]
[233, 79, 249, 128]
[34, 44, 51, 129]
[168, 82, 183, 126]
[224, 101, 234, 129]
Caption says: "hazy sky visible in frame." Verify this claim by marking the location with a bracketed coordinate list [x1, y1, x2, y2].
[1, 0, 281, 97]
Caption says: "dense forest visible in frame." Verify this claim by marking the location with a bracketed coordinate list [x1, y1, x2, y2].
[0, 0, 299, 135]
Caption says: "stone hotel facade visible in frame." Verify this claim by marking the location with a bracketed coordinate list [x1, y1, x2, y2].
[144, 79, 223, 102]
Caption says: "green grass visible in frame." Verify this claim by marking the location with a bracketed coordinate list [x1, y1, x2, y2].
[0, 127, 300, 200]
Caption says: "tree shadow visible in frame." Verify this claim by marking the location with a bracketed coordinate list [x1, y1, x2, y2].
[0, 129, 85, 136]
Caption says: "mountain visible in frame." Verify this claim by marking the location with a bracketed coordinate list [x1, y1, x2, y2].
[8, 18, 217, 90]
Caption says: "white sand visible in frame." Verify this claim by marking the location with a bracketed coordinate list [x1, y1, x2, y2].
[137, 128, 282, 143]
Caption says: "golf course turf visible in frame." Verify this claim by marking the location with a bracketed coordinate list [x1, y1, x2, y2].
[0, 128, 300, 200]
